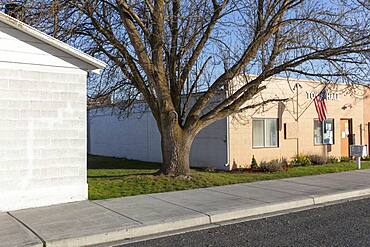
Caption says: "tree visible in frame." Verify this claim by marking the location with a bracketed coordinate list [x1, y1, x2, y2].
[23, 0, 369, 175]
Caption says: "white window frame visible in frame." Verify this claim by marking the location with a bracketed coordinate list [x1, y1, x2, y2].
[314, 119, 335, 145]
[252, 118, 279, 148]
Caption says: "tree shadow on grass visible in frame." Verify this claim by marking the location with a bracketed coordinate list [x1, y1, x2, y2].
[88, 173, 158, 179]
[88, 154, 161, 170]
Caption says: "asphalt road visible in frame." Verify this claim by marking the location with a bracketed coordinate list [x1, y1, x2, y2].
[121, 198, 370, 247]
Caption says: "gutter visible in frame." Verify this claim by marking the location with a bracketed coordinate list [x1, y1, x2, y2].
[224, 116, 231, 170]
[224, 87, 231, 170]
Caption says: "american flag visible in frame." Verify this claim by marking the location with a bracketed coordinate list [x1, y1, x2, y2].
[313, 89, 327, 122]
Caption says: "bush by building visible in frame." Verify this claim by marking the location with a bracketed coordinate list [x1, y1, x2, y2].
[291, 154, 313, 166]
[260, 158, 288, 173]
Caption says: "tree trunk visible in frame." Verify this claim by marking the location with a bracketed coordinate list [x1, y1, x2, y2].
[160, 115, 194, 176]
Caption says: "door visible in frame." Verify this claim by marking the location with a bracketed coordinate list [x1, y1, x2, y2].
[340, 119, 352, 157]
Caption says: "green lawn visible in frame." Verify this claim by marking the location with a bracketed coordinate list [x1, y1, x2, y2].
[88, 155, 370, 200]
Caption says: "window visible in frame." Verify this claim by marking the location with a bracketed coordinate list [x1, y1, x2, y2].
[314, 119, 334, 145]
[314, 120, 323, 144]
[252, 119, 278, 148]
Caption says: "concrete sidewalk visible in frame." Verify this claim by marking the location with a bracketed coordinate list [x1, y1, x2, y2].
[3, 169, 370, 247]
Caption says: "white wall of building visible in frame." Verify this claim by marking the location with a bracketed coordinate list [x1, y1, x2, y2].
[0, 21, 95, 72]
[0, 21, 90, 211]
[88, 107, 228, 170]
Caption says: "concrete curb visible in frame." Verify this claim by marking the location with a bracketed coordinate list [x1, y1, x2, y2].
[39, 188, 370, 247]
[208, 198, 315, 223]
[312, 188, 370, 204]
[41, 216, 211, 247]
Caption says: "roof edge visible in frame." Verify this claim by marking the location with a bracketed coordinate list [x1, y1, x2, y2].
[0, 12, 106, 71]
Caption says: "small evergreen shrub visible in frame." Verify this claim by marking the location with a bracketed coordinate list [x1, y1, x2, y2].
[250, 156, 258, 169]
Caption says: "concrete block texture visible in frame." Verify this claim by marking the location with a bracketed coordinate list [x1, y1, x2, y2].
[0, 68, 87, 212]
[0, 184, 88, 212]
[0, 213, 43, 247]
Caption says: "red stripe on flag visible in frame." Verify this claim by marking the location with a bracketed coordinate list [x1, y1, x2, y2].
[314, 92, 327, 122]
[322, 97, 327, 113]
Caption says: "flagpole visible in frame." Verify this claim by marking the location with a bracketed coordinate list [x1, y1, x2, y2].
[293, 83, 302, 156]
[315, 85, 329, 159]
[297, 84, 328, 119]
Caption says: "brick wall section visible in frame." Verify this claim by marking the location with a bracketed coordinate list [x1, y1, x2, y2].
[0, 68, 88, 212]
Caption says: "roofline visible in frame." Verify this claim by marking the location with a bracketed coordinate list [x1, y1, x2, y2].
[0, 12, 107, 71]
[234, 73, 367, 86]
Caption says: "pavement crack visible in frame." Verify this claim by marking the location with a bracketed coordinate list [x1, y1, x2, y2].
[204, 188, 269, 203]
[147, 195, 213, 224]
[91, 201, 143, 225]
[7, 212, 46, 247]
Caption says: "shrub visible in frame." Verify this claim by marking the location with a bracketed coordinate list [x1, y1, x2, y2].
[362, 155, 370, 161]
[328, 156, 339, 164]
[250, 156, 258, 169]
[340, 156, 351, 162]
[292, 154, 312, 166]
[308, 155, 327, 165]
[260, 158, 288, 173]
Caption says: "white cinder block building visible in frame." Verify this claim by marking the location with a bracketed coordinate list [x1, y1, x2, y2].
[0, 12, 105, 211]
[88, 106, 228, 169]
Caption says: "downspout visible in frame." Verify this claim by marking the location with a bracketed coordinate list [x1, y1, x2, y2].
[224, 116, 231, 170]
[224, 85, 231, 170]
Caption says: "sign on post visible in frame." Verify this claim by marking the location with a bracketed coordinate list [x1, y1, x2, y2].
[350, 145, 366, 169]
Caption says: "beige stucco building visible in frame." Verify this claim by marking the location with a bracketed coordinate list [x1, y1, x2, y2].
[89, 76, 370, 170]
[228, 76, 369, 168]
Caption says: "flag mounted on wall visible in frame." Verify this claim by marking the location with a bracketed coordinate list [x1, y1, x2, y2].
[314, 88, 327, 122]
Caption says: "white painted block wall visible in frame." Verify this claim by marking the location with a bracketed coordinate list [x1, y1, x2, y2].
[88, 108, 228, 170]
[0, 69, 88, 212]
[0, 17, 98, 211]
